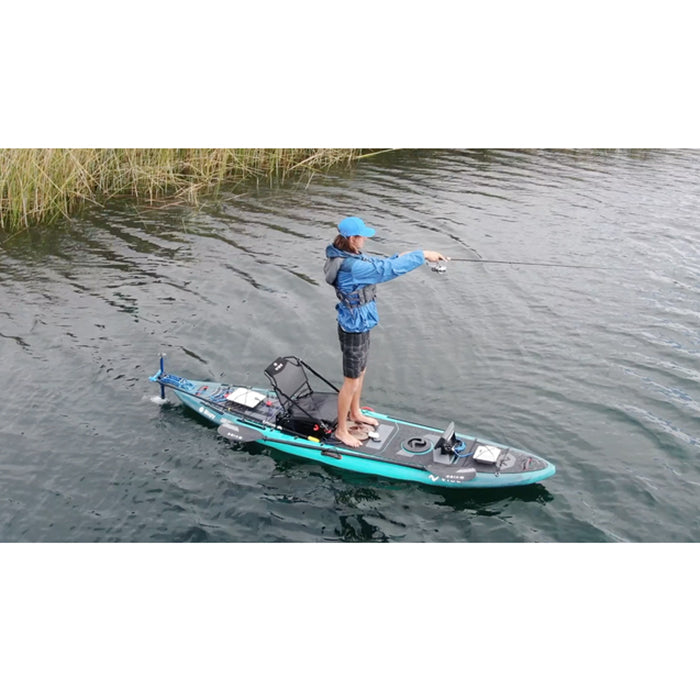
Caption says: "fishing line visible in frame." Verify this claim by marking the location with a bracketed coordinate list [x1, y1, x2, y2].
[367, 249, 616, 271]
[448, 257, 615, 270]
[431, 258, 618, 272]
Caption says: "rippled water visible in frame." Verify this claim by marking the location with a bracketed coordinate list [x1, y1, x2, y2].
[1, 149, 699, 542]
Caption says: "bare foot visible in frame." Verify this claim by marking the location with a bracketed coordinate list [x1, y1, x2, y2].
[334, 429, 362, 448]
[350, 411, 379, 427]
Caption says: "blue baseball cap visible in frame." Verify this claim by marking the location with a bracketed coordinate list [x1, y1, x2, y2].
[337, 216, 375, 238]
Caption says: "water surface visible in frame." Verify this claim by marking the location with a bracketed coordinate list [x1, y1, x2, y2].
[1, 149, 698, 542]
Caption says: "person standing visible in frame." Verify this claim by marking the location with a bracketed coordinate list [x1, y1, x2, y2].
[324, 216, 449, 447]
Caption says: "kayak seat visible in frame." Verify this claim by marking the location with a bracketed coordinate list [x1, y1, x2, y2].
[285, 391, 339, 433]
[265, 356, 314, 408]
[264, 356, 339, 437]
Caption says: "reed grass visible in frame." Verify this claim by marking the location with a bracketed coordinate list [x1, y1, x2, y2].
[0, 148, 369, 233]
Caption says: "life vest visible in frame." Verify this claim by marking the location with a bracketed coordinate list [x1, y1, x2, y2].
[324, 256, 377, 309]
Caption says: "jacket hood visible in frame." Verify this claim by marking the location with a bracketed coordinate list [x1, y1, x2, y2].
[324, 244, 355, 260]
[324, 244, 358, 284]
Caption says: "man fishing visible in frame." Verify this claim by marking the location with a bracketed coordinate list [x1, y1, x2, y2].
[324, 216, 449, 447]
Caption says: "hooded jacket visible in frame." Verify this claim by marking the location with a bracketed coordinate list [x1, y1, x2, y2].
[324, 244, 426, 333]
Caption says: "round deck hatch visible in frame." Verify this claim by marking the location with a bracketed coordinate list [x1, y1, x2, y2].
[402, 436, 433, 454]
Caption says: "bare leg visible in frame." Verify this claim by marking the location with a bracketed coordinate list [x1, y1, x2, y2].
[335, 376, 362, 447]
[349, 369, 379, 426]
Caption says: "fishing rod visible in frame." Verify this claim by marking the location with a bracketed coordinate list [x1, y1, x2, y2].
[368, 249, 614, 271]
[431, 257, 616, 271]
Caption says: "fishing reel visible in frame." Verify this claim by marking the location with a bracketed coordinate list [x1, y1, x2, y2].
[430, 263, 448, 274]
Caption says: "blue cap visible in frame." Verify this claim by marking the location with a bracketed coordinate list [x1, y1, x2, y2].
[337, 216, 375, 238]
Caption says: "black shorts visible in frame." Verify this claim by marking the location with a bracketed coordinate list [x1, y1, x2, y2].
[338, 325, 370, 379]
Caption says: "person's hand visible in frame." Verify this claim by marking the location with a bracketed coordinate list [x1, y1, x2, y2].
[424, 250, 450, 262]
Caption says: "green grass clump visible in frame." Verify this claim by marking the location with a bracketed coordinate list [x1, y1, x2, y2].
[0, 148, 368, 233]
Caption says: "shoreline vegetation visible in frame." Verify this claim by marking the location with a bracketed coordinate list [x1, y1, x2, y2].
[0, 148, 375, 235]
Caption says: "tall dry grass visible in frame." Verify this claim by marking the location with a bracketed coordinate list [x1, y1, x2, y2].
[0, 148, 368, 233]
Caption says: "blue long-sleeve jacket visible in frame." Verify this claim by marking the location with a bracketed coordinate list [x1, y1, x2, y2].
[324, 244, 426, 333]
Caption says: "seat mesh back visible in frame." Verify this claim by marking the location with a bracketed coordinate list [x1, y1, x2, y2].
[264, 357, 312, 408]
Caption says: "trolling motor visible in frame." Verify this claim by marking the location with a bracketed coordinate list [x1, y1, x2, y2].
[158, 354, 166, 399]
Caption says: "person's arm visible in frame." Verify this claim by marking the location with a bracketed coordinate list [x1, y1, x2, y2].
[350, 249, 448, 285]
